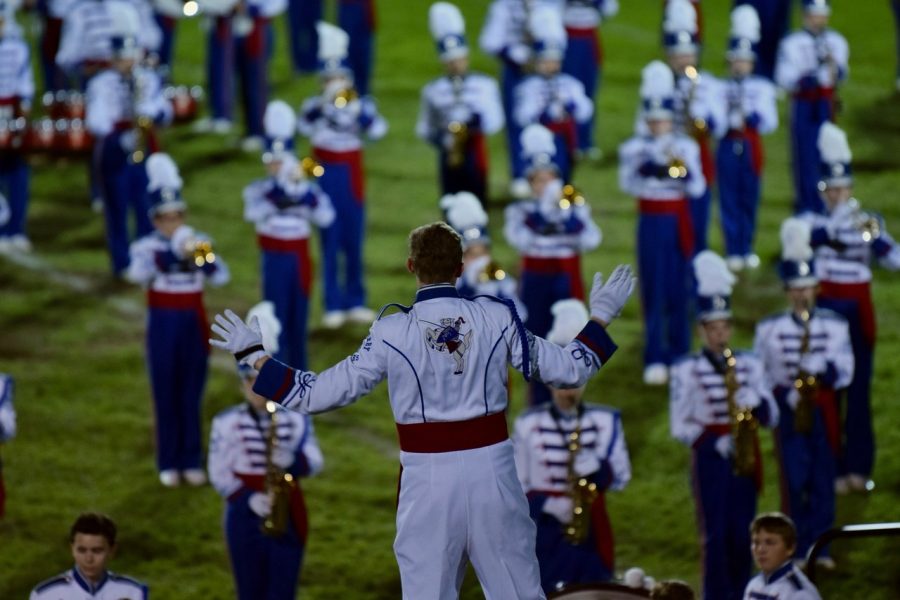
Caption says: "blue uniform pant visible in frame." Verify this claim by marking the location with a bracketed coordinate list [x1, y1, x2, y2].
[690, 189, 711, 253]
[226, 491, 305, 600]
[774, 394, 835, 559]
[717, 136, 762, 257]
[338, 0, 375, 96]
[0, 154, 30, 239]
[501, 63, 527, 180]
[207, 17, 235, 121]
[562, 26, 601, 152]
[155, 13, 178, 76]
[817, 289, 876, 477]
[316, 150, 366, 312]
[438, 133, 488, 206]
[235, 18, 271, 138]
[637, 212, 692, 366]
[790, 98, 831, 214]
[286, 0, 322, 72]
[260, 241, 312, 369]
[691, 437, 756, 600]
[147, 303, 208, 471]
[739, 0, 792, 80]
[95, 134, 153, 274]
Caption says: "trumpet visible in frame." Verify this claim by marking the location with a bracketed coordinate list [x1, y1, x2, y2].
[682, 66, 708, 138]
[558, 184, 585, 210]
[666, 150, 688, 179]
[563, 426, 599, 545]
[188, 239, 216, 268]
[261, 401, 294, 537]
[847, 199, 882, 243]
[332, 87, 358, 109]
[299, 156, 325, 179]
[478, 260, 507, 283]
[792, 309, 818, 434]
[723, 348, 758, 478]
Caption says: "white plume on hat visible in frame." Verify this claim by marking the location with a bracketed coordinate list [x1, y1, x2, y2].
[441, 192, 487, 232]
[107, 2, 141, 37]
[429, 2, 467, 61]
[663, 0, 697, 35]
[780, 218, 814, 262]
[146, 153, 183, 192]
[529, 4, 567, 55]
[547, 299, 589, 346]
[640, 60, 675, 100]
[264, 100, 296, 141]
[693, 250, 736, 297]
[247, 301, 282, 355]
[730, 4, 761, 42]
[317, 21, 349, 63]
[817, 121, 852, 165]
[520, 124, 557, 159]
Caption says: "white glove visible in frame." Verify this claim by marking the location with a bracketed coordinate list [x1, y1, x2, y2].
[248, 492, 272, 517]
[728, 109, 744, 131]
[715, 435, 734, 459]
[210, 309, 267, 367]
[507, 43, 531, 65]
[574, 452, 601, 477]
[272, 447, 295, 469]
[542, 496, 573, 524]
[170, 224, 196, 259]
[546, 100, 567, 121]
[119, 130, 137, 153]
[816, 64, 834, 87]
[735, 387, 760, 410]
[589, 265, 636, 323]
[799, 353, 827, 375]
[786, 387, 801, 410]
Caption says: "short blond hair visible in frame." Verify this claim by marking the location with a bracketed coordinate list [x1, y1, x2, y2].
[408, 222, 463, 284]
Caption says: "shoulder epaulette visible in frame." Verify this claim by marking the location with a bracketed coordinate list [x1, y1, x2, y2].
[33, 574, 70, 593]
[377, 303, 411, 320]
[787, 572, 803, 590]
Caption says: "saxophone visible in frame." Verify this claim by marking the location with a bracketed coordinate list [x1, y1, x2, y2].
[446, 75, 469, 169]
[792, 308, 818, 434]
[563, 425, 599, 545]
[189, 239, 216, 268]
[260, 400, 294, 537]
[682, 65, 708, 139]
[847, 198, 882, 243]
[558, 184, 585, 210]
[723, 348, 758, 478]
[300, 156, 325, 179]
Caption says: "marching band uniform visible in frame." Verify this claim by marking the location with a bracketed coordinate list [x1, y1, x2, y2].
[30, 569, 148, 599]
[775, 0, 848, 214]
[619, 61, 705, 384]
[742, 561, 822, 600]
[514, 299, 631, 593]
[208, 334, 323, 600]
[0, 14, 34, 253]
[734, 0, 794, 81]
[799, 123, 900, 486]
[216, 262, 633, 600]
[297, 22, 387, 328]
[715, 5, 778, 271]
[417, 2, 504, 206]
[86, 27, 172, 275]
[235, 0, 285, 144]
[559, 0, 618, 156]
[285, 0, 321, 73]
[126, 155, 230, 484]
[244, 101, 335, 368]
[670, 251, 778, 600]
[753, 218, 853, 558]
[40, 0, 80, 91]
[338, 0, 376, 96]
[0, 373, 15, 518]
[514, 5, 593, 185]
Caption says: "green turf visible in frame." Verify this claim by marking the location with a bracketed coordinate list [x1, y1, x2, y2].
[2, 1, 900, 598]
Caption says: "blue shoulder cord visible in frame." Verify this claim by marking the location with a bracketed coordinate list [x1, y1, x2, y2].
[473, 295, 531, 382]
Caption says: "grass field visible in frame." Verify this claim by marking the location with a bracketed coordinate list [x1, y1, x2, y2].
[2, 1, 900, 598]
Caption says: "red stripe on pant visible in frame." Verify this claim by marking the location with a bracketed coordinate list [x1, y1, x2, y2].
[257, 235, 313, 295]
[545, 118, 578, 157]
[313, 147, 365, 204]
[818, 280, 876, 347]
[698, 424, 763, 491]
[565, 26, 600, 63]
[245, 17, 270, 58]
[590, 492, 614, 570]
[521, 255, 585, 300]
[147, 290, 209, 352]
[817, 388, 841, 456]
[395, 411, 508, 453]
[470, 132, 488, 177]
[639, 198, 695, 258]
[697, 134, 716, 185]
[235, 473, 309, 543]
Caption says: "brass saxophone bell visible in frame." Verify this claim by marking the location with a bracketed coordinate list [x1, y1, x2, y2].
[191, 240, 215, 267]
[300, 156, 325, 179]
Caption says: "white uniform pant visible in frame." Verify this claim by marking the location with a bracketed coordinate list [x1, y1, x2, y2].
[395, 440, 545, 600]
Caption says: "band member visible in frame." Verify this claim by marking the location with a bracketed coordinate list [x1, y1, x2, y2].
[0, 5, 34, 253]
[244, 100, 335, 368]
[715, 5, 778, 271]
[514, 299, 631, 593]
[337, 0, 376, 96]
[560, 0, 617, 159]
[0, 373, 15, 518]
[196, 0, 240, 135]
[126, 153, 230, 487]
[440, 190, 526, 318]
[743, 513, 823, 600]
[733, 0, 794, 81]
[210, 222, 636, 600]
[505, 124, 601, 403]
[775, 0, 848, 214]
[417, 2, 503, 206]
[209, 304, 323, 600]
[30, 513, 148, 599]
[753, 217, 852, 563]
[297, 21, 387, 329]
[619, 60, 705, 385]
[85, 10, 172, 276]
[799, 122, 900, 491]
[514, 4, 592, 185]
[670, 250, 778, 600]
[661, 0, 723, 252]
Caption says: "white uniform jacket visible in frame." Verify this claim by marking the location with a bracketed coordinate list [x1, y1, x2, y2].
[126, 231, 230, 292]
[556, 0, 618, 29]
[775, 29, 848, 92]
[513, 402, 630, 496]
[85, 67, 172, 137]
[503, 195, 601, 259]
[618, 132, 706, 200]
[513, 73, 593, 128]
[243, 177, 335, 241]
[296, 95, 387, 153]
[208, 402, 323, 499]
[56, 0, 161, 71]
[0, 35, 34, 110]
[742, 561, 822, 600]
[670, 349, 778, 448]
[713, 76, 778, 137]
[753, 309, 853, 393]
[0, 373, 15, 442]
[479, 0, 558, 65]
[416, 73, 504, 145]
[30, 569, 147, 600]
